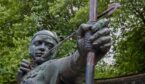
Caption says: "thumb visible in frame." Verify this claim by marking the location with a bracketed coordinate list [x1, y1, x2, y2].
[76, 23, 92, 38]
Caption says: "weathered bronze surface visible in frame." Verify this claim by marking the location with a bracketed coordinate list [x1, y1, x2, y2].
[16, 19, 111, 84]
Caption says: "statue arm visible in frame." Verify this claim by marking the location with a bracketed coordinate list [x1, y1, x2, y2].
[56, 19, 111, 81]
[55, 50, 85, 83]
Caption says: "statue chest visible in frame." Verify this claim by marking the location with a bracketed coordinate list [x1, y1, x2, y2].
[21, 60, 59, 84]
[21, 64, 47, 84]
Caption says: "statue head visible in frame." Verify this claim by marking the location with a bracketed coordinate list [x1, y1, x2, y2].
[29, 30, 59, 65]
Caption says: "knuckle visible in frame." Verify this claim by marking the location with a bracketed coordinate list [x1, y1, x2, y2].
[18, 69, 22, 73]
[100, 44, 110, 50]
[21, 63, 26, 67]
[93, 39, 101, 45]
[104, 28, 109, 31]
[19, 66, 23, 69]
[81, 24, 87, 28]
[106, 29, 111, 34]
[107, 36, 112, 41]
[93, 33, 99, 39]
[80, 24, 85, 29]
[104, 44, 111, 49]
[92, 25, 98, 31]
[96, 31, 101, 36]
[24, 60, 29, 63]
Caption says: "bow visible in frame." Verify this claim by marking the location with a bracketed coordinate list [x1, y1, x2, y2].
[85, 1, 121, 84]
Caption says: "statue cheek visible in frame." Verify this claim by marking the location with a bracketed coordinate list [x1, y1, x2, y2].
[45, 47, 50, 52]
[29, 45, 36, 58]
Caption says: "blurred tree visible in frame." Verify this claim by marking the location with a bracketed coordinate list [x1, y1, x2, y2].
[94, 0, 145, 79]
[113, 0, 145, 76]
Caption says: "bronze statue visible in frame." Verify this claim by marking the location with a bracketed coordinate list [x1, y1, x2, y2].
[16, 19, 111, 84]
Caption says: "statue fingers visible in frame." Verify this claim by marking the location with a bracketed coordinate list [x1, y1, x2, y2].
[100, 43, 111, 53]
[92, 36, 111, 48]
[17, 69, 23, 74]
[77, 23, 92, 38]
[91, 18, 109, 32]
[22, 59, 30, 65]
[21, 62, 30, 68]
[20, 67, 30, 72]
[90, 28, 110, 41]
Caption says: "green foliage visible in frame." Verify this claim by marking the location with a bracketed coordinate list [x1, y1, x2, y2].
[95, 61, 119, 79]
[94, 0, 145, 79]
[114, 0, 145, 75]
[57, 39, 76, 58]
[108, 0, 145, 77]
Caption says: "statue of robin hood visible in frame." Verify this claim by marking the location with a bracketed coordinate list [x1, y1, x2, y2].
[17, 19, 111, 84]
[16, 19, 111, 84]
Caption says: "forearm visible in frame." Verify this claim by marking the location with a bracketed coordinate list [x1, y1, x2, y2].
[58, 50, 86, 78]
[70, 50, 86, 73]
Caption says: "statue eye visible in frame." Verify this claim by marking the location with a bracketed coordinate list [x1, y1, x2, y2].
[46, 43, 54, 49]
[34, 41, 42, 46]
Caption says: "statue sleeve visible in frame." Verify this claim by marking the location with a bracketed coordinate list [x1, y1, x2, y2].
[55, 50, 85, 82]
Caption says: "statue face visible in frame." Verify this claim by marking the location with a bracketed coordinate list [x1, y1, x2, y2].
[29, 35, 57, 65]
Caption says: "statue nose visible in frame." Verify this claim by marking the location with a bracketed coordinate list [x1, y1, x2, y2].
[39, 43, 45, 51]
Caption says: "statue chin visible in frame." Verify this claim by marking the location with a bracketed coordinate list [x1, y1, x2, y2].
[34, 57, 46, 65]
[31, 52, 53, 65]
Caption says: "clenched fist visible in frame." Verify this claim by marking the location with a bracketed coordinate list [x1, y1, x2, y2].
[77, 19, 111, 61]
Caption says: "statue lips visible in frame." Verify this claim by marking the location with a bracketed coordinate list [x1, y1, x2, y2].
[34, 52, 45, 64]
[35, 53, 43, 57]
[35, 52, 47, 61]
[35, 50, 51, 63]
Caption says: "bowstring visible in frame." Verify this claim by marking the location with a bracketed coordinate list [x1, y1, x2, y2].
[48, 29, 78, 54]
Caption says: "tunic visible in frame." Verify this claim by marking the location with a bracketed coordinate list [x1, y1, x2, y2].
[21, 51, 85, 84]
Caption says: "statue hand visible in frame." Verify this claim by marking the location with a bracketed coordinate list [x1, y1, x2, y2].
[16, 59, 31, 83]
[76, 19, 111, 60]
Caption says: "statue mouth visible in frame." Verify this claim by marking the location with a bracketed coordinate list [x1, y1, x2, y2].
[35, 53, 44, 57]
[34, 56, 45, 65]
